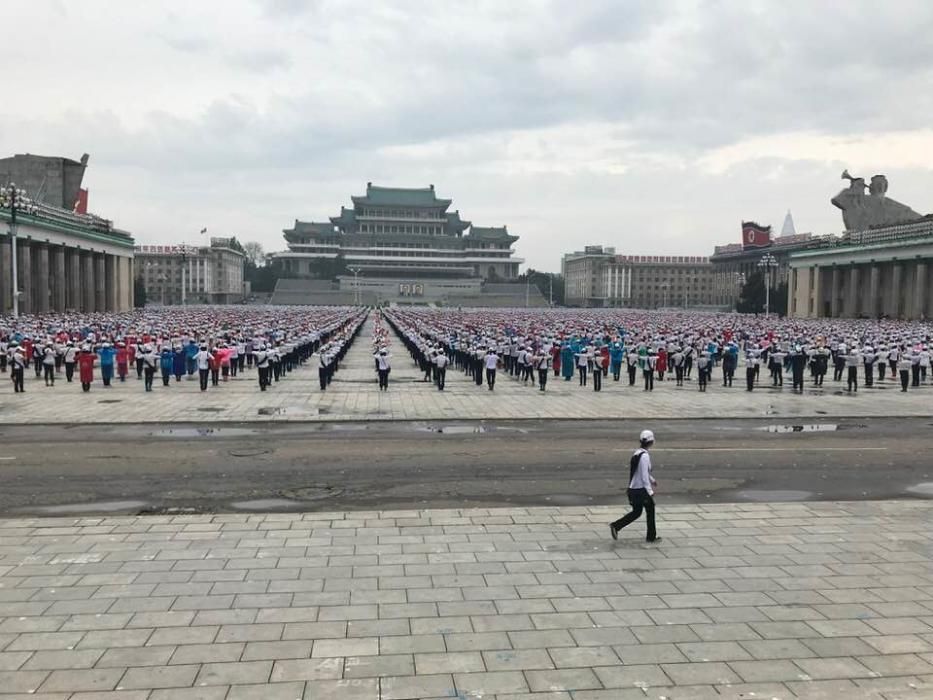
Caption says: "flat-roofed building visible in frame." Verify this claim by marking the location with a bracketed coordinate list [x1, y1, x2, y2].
[562, 245, 715, 308]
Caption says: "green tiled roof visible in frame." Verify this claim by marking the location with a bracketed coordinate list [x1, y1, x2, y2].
[466, 226, 518, 242]
[330, 207, 358, 229]
[447, 211, 471, 234]
[352, 184, 451, 209]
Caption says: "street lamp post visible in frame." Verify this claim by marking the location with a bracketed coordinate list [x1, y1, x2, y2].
[179, 245, 192, 307]
[348, 266, 360, 306]
[0, 183, 39, 318]
[757, 253, 779, 316]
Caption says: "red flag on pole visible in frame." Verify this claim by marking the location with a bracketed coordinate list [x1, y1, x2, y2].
[741, 221, 771, 249]
[74, 188, 88, 214]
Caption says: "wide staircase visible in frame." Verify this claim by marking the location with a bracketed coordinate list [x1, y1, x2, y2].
[270, 279, 376, 306]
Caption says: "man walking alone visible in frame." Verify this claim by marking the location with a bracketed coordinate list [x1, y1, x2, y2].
[610, 430, 660, 543]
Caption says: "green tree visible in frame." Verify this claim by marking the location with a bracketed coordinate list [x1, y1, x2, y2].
[737, 271, 765, 314]
[309, 253, 349, 281]
[518, 269, 565, 305]
[133, 276, 147, 307]
[242, 241, 265, 267]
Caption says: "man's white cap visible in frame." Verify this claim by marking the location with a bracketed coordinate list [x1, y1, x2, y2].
[640, 429, 655, 444]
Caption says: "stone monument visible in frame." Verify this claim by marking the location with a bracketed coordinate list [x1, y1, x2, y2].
[831, 169, 923, 231]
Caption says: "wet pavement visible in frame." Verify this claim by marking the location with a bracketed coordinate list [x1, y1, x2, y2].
[0, 416, 929, 517]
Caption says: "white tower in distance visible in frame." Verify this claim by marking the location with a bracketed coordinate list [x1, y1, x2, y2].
[780, 210, 797, 237]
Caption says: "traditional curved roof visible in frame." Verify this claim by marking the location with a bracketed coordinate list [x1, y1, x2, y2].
[465, 226, 518, 243]
[330, 207, 358, 229]
[351, 184, 451, 209]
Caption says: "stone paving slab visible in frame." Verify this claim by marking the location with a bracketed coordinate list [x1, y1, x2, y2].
[0, 501, 933, 697]
[0, 319, 931, 424]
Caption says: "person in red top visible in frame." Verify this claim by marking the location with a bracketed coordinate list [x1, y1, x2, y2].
[116, 342, 129, 382]
[77, 345, 96, 392]
[551, 344, 561, 377]
[656, 347, 668, 381]
[600, 345, 610, 378]
[209, 344, 222, 386]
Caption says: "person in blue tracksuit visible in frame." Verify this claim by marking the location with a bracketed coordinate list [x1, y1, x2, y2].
[609, 342, 625, 381]
[160, 345, 174, 386]
[185, 339, 199, 377]
[97, 342, 117, 387]
[173, 345, 186, 382]
[560, 343, 575, 381]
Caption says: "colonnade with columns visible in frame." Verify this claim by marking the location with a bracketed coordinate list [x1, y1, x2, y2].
[790, 258, 932, 320]
[0, 236, 134, 315]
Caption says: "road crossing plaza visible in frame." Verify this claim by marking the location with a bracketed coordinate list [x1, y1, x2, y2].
[0, 501, 932, 698]
[0, 319, 931, 424]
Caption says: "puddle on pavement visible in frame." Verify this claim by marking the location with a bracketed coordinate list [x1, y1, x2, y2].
[149, 427, 259, 438]
[420, 425, 487, 435]
[97, 399, 122, 404]
[228, 448, 272, 458]
[281, 485, 344, 501]
[149, 428, 259, 437]
[258, 407, 323, 417]
[738, 490, 813, 502]
[231, 498, 304, 511]
[907, 483, 933, 496]
[197, 407, 225, 413]
[543, 494, 594, 506]
[761, 424, 838, 433]
[28, 500, 148, 514]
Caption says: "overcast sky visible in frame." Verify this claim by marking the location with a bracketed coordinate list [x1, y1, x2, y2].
[3, 1, 933, 271]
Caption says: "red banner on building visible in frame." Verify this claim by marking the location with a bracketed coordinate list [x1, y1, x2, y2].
[74, 188, 88, 214]
[741, 221, 771, 249]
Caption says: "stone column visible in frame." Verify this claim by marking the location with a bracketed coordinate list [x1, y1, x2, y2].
[126, 256, 134, 310]
[35, 244, 50, 314]
[94, 254, 106, 311]
[67, 250, 81, 310]
[18, 241, 32, 315]
[914, 262, 927, 320]
[891, 263, 903, 318]
[830, 267, 841, 317]
[868, 265, 880, 319]
[845, 266, 859, 317]
[83, 252, 95, 312]
[105, 255, 117, 311]
[0, 237, 9, 314]
[52, 246, 66, 312]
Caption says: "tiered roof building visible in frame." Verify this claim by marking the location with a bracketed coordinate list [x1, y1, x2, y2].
[273, 183, 521, 281]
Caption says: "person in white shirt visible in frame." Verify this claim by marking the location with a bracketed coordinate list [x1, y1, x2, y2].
[433, 348, 448, 391]
[592, 348, 604, 392]
[254, 344, 269, 391]
[374, 348, 391, 391]
[898, 350, 913, 392]
[195, 344, 214, 392]
[845, 347, 861, 393]
[484, 349, 499, 391]
[63, 341, 77, 383]
[610, 430, 660, 543]
[535, 349, 550, 392]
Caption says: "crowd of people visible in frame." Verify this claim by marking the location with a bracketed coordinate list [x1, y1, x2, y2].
[4, 305, 933, 398]
[1, 307, 366, 395]
[383, 307, 933, 394]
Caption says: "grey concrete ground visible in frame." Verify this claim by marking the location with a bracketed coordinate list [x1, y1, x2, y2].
[0, 317, 930, 424]
[0, 417, 931, 516]
[1, 502, 933, 699]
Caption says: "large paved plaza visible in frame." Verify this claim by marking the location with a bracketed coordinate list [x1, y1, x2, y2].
[1, 320, 930, 424]
[0, 501, 932, 698]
